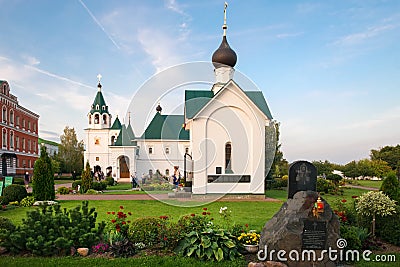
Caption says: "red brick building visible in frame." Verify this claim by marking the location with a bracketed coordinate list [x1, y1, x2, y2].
[0, 80, 39, 177]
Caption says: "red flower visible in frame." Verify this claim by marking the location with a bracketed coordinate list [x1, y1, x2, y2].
[163, 237, 168, 241]
[202, 212, 207, 215]
[245, 224, 249, 228]
[111, 219, 116, 223]
[107, 212, 111, 214]
[207, 212, 210, 215]
[120, 206, 124, 209]
[112, 212, 115, 215]
[190, 213, 195, 217]
[341, 199, 347, 203]
[203, 208, 207, 211]
[122, 221, 126, 225]
[128, 212, 132, 215]
[352, 196, 358, 199]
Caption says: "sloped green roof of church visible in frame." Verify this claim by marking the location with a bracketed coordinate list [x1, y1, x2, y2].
[110, 117, 122, 130]
[90, 90, 110, 115]
[113, 125, 137, 146]
[141, 113, 189, 140]
[126, 123, 135, 139]
[184, 89, 273, 120]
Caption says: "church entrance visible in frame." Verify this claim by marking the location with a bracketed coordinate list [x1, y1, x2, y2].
[118, 156, 130, 178]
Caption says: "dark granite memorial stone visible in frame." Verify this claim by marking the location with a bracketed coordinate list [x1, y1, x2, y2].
[288, 160, 317, 198]
[302, 220, 327, 250]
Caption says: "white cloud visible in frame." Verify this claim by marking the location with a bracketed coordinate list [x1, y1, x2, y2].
[276, 32, 304, 39]
[333, 24, 397, 46]
[21, 55, 40, 66]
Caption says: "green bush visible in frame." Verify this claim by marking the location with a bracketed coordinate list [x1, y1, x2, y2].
[340, 225, 363, 250]
[86, 189, 99, 194]
[326, 173, 343, 185]
[271, 176, 288, 189]
[177, 214, 210, 234]
[0, 216, 15, 231]
[2, 185, 27, 204]
[317, 178, 336, 194]
[380, 172, 400, 202]
[56, 186, 70, 195]
[128, 217, 166, 247]
[72, 180, 82, 190]
[20, 196, 35, 207]
[91, 182, 107, 191]
[0, 201, 105, 256]
[175, 229, 242, 261]
[33, 146, 55, 201]
[105, 177, 115, 186]
[376, 205, 400, 246]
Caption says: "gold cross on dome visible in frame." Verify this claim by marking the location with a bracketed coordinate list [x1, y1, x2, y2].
[97, 74, 102, 83]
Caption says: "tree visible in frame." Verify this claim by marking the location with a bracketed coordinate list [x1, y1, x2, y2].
[380, 172, 400, 202]
[356, 191, 397, 236]
[371, 145, 400, 171]
[312, 160, 334, 176]
[266, 122, 288, 187]
[81, 161, 92, 193]
[343, 160, 359, 179]
[32, 146, 55, 201]
[326, 173, 342, 185]
[58, 126, 84, 174]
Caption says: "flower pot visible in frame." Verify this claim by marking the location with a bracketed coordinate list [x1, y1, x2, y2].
[244, 244, 259, 254]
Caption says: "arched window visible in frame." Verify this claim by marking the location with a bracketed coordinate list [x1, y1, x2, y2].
[103, 114, 107, 124]
[9, 110, 14, 125]
[96, 104, 99, 110]
[225, 143, 232, 171]
[10, 131, 13, 148]
[166, 169, 170, 176]
[2, 130, 6, 148]
[94, 114, 99, 124]
[102, 105, 106, 110]
[89, 114, 92, 124]
[2, 107, 7, 122]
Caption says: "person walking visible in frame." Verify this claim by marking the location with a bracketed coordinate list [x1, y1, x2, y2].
[130, 172, 137, 189]
[24, 172, 30, 189]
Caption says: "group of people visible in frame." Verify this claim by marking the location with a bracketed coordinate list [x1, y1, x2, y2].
[130, 172, 147, 189]
[93, 170, 105, 181]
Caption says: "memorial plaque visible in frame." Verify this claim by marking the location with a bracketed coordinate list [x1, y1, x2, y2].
[288, 160, 317, 198]
[302, 220, 327, 250]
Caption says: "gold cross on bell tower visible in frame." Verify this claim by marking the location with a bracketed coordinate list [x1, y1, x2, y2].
[97, 74, 102, 91]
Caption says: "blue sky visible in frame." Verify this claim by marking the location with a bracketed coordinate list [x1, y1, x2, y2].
[0, 0, 399, 164]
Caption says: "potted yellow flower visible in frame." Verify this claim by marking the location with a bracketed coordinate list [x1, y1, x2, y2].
[237, 230, 260, 253]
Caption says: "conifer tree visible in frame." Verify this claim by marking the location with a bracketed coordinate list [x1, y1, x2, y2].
[33, 146, 55, 200]
[81, 161, 92, 193]
[380, 171, 400, 202]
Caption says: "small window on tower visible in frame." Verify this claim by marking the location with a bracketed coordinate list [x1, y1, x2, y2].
[166, 169, 170, 176]
[94, 114, 99, 124]
[96, 157, 99, 161]
[165, 147, 170, 154]
[95, 138, 100, 145]
[103, 114, 107, 124]
[149, 147, 153, 154]
[96, 104, 99, 110]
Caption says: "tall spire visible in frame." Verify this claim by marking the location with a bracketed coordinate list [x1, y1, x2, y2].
[223, 2, 228, 36]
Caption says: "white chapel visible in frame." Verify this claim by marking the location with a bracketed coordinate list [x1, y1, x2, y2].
[83, 7, 274, 195]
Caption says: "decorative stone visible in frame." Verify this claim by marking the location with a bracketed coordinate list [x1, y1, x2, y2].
[77, 248, 89, 257]
[264, 261, 288, 267]
[248, 262, 264, 267]
[259, 191, 340, 267]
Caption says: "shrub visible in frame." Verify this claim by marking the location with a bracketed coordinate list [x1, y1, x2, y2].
[72, 180, 82, 190]
[56, 186, 70, 195]
[317, 178, 336, 194]
[0, 201, 105, 256]
[175, 229, 242, 261]
[0, 216, 15, 232]
[376, 205, 400, 246]
[32, 146, 55, 201]
[177, 213, 211, 234]
[380, 172, 400, 202]
[91, 182, 107, 191]
[271, 177, 288, 189]
[2, 184, 27, 204]
[20, 196, 35, 207]
[326, 173, 343, 185]
[81, 161, 92, 193]
[340, 225, 362, 250]
[128, 217, 166, 248]
[105, 177, 115, 186]
[86, 189, 99, 194]
[109, 238, 136, 257]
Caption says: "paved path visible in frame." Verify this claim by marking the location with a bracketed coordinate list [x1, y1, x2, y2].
[343, 184, 378, 191]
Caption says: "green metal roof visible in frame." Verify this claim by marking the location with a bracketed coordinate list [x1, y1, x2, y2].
[184, 88, 273, 120]
[244, 91, 273, 119]
[126, 123, 135, 139]
[110, 117, 122, 130]
[185, 90, 214, 119]
[90, 91, 110, 115]
[113, 125, 137, 146]
[38, 138, 59, 147]
[141, 113, 189, 140]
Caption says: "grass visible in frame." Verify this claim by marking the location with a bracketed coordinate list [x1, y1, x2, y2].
[348, 180, 383, 189]
[0, 256, 246, 267]
[0, 200, 283, 231]
[53, 179, 73, 185]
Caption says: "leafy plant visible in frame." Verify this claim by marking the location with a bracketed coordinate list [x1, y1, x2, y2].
[91, 181, 107, 191]
[175, 229, 242, 262]
[86, 189, 99, 194]
[32, 146, 55, 201]
[92, 242, 109, 254]
[376, 205, 400, 246]
[380, 172, 400, 202]
[356, 191, 397, 236]
[20, 196, 35, 207]
[56, 186, 70, 195]
[128, 217, 166, 247]
[0, 201, 105, 256]
[105, 177, 115, 186]
[109, 238, 136, 257]
[106, 206, 132, 236]
[2, 184, 27, 204]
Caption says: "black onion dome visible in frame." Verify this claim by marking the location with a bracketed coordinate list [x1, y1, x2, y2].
[212, 36, 237, 68]
[156, 104, 162, 113]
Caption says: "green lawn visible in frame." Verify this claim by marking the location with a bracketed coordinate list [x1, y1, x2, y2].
[0, 200, 283, 231]
[53, 179, 73, 185]
[349, 180, 383, 189]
